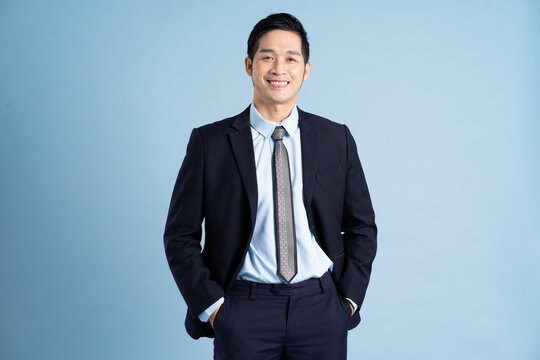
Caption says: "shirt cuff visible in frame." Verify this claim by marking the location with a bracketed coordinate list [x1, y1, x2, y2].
[198, 297, 225, 322]
[345, 297, 358, 313]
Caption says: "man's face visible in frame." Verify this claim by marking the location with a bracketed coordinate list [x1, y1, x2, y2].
[245, 29, 311, 109]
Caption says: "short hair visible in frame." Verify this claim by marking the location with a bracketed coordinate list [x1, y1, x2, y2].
[247, 13, 310, 64]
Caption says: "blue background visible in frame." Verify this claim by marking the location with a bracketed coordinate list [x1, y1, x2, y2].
[1, 1, 539, 359]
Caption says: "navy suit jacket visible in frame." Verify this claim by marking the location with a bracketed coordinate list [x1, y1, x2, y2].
[164, 105, 377, 339]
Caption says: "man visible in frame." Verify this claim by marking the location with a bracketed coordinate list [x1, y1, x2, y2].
[164, 13, 377, 360]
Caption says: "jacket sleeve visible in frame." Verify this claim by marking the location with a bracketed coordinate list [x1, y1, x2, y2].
[339, 124, 378, 312]
[163, 128, 225, 316]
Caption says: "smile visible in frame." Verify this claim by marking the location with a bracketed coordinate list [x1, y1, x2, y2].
[267, 80, 289, 88]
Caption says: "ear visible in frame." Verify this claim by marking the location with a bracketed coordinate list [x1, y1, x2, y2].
[245, 56, 253, 76]
[302, 62, 311, 81]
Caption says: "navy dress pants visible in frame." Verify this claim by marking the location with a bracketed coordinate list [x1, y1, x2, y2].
[213, 272, 350, 360]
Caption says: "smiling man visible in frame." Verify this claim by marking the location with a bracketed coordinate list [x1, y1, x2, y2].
[164, 13, 377, 360]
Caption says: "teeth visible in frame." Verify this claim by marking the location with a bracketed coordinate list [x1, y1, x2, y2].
[270, 81, 287, 85]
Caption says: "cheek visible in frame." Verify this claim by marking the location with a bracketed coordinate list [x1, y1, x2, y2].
[290, 67, 303, 79]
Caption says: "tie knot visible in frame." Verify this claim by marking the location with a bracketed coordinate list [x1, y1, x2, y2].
[272, 126, 286, 141]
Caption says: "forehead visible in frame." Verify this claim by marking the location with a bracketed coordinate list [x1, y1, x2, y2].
[256, 29, 302, 52]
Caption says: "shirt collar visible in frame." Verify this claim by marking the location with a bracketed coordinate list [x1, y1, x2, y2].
[249, 103, 299, 139]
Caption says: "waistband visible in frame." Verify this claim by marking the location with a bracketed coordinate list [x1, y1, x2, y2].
[230, 271, 335, 298]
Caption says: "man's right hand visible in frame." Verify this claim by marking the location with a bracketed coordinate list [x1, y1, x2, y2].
[209, 304, 222, 329]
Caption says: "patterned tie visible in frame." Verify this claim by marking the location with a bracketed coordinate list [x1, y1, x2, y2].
[271, 126, 297, 283]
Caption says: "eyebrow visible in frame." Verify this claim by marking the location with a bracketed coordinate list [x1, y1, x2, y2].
[258, 48, 301, 56]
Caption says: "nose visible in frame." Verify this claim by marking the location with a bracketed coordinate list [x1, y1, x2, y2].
[271, 58, 287, 75]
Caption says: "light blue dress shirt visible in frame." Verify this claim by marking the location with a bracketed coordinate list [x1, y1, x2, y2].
[236, 104, 333, 283]
[199, 104, 355, 322]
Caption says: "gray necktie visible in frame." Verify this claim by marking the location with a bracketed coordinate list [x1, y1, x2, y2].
[272, 126, 297, 283]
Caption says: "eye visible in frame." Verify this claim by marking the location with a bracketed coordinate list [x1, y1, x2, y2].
[288, 58, 298, 62]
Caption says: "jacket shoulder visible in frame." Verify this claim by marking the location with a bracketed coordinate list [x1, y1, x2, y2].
[298, 108, 346, 133]
[195, 106, 250, 139]
[196, 115, 235, 137]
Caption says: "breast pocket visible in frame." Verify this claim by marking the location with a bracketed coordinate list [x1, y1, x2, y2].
[316, 163, 343, 184]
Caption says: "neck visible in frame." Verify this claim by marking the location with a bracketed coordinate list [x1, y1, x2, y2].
[253, 100, 296, 123]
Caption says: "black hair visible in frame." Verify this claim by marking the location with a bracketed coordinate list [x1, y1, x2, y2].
[247, 13, 310, 64]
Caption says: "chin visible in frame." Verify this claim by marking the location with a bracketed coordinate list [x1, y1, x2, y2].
[269, 93, 292, 103]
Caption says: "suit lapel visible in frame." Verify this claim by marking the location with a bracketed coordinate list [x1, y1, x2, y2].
[228, 106, 258, 230]
[298, 108, 319, 210]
